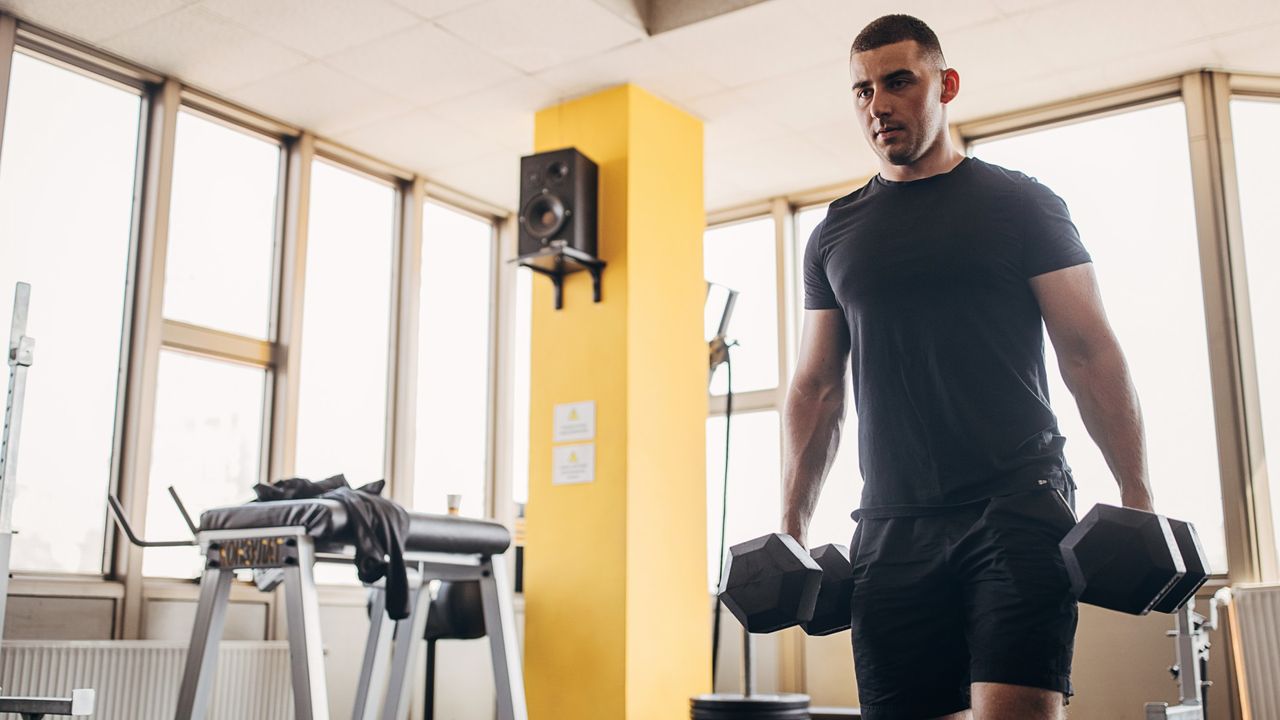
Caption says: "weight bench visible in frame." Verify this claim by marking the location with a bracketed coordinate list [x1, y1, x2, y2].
[114, 496, 526, 720]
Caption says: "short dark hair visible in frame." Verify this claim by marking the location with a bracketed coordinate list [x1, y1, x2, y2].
[851, 14, 945, 67]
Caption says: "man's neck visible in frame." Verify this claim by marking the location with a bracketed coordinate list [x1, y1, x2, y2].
[878, 137, 966, 183]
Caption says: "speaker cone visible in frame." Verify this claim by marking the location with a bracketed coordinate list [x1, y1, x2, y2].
[520, 191, 567, 241]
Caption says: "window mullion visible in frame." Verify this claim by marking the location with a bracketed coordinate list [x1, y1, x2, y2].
[1181, 71, 1272, 583]
[267, 133, 314, 485]
[115, 77, 180, 640]
[388, 177, 424, 508]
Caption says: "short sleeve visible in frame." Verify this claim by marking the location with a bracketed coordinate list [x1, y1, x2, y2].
[1020, 180, 1091, 278]
[803, 219, 839, 309]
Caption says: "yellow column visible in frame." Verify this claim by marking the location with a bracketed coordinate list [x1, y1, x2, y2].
[525, 84, 709, 720]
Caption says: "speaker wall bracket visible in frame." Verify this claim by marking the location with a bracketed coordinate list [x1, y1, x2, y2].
[512, 243, 606, 310]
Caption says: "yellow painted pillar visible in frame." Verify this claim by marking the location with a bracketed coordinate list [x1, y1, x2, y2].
[524, 84, 709, 719]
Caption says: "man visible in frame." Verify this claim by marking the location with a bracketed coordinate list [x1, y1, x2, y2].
[781, 14, 1156, 720]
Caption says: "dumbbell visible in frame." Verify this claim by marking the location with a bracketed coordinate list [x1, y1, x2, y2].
[1059, 504, 1211, 615]
[717, 533, 854, 636]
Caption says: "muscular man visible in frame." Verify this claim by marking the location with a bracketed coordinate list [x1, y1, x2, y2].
[781, 14, 1155, 720]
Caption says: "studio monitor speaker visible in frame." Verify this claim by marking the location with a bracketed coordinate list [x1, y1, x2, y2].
[517, 147, 598, 259]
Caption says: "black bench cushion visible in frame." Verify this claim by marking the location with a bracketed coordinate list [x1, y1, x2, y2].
[199, 499, 511, 556]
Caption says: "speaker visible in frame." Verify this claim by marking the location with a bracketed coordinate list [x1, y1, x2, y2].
[518, 147, 598, 259]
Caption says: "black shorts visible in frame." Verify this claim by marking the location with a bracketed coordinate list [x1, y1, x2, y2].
[849, 489, 1079, 720]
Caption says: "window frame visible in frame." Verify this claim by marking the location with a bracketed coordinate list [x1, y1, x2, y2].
[0, 14, 505, 638]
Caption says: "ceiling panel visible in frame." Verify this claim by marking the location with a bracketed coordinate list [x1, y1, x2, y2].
[428, 75, 567, 155]
[732, 58, 853, 133]
[434, 0, 647, 73]
[0, 0, 198, 44]
[100, 5, 307, 91]
[199, 0, 420, 58]
[226, 61, 411, 136]
[336, 107, 501, 172]
[427, 150, 522, 209]
[328, 22, 521, 106]
[385, 0, 488, 21]
[1216, 21, 1280, 74]
[535, 38, 726, 106]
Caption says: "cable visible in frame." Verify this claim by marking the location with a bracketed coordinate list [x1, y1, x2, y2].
[710, 344, 735, 689]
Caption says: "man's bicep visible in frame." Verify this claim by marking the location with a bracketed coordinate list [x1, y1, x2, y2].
[793, 309, 850, 388]
[1030, 262, 1116, 363]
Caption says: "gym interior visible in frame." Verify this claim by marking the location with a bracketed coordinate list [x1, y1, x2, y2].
[0, 0, 1278, 718]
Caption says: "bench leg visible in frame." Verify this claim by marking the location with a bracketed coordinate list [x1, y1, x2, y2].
[284, 539, 330, 720]
[352, 588, 394, 720]
[381, 573, 429, 720]
[481, 555, 527, 720]
[174, 567, 233, 720]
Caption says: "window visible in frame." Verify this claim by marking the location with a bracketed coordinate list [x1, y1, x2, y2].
[704, 217, 779, 395]
[1230, 97, 1280, 561]
[294, 160, 396, 487]
[163, 110, 281, 339]
[974, 102, 1228, 571]
[415, 201, 494, 517]
[706, 410, 781, 591]
[142, 351, 266, 577]
[0, 52, 141, 574]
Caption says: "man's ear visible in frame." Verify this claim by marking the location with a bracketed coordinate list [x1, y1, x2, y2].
[940, 68, 961, 104]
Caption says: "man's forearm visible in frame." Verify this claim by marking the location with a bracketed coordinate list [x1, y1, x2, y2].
[1062, 345, 1153, 508]
[781, 380, 846, 545]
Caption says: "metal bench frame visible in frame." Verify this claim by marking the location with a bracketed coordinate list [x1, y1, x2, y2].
[177, 525, 526, 720]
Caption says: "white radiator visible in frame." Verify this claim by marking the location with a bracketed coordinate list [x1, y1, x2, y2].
[1229, 584, 1280, 720]
[0, 640, 290, 720]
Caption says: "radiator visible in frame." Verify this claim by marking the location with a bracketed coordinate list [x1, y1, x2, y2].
[0, 640, 291, 720]
[1229, 584, 1280, 720]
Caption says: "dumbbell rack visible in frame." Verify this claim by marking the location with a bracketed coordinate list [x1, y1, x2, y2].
[0, 283, 95, 718]
[1144, 592, 1226, 720]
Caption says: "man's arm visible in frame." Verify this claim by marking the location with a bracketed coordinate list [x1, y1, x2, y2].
[781, 309, 852, 546]
[1031, 263, 1154, 511]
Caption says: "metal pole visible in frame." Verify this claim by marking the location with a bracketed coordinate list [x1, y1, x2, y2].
[0, 282, 34, 647]
[742, 628, 755, 698]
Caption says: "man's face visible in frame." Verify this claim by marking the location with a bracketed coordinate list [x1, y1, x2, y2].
[849, 40, 956, 167]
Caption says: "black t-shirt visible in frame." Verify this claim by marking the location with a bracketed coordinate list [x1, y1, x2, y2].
[803, 156, 1091, 519]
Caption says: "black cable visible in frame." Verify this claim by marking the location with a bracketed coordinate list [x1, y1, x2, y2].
[710, 345, 735, 690]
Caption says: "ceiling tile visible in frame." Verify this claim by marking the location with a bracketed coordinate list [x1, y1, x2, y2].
[1216, 22, 1280, 74]
[731, 59, 854, 133]
[336, 107, 502, 172]
[434, 0, 646, 73]
[428, 150, 522, 210]
[795, 0, 1005, 46]
[199, 0, 421, 58]
[100, 5, 308, 90]
[535, 39, 726, 106]
[328, 23, 521, 106]
[653, 0, 849, 89]
[226, 62, 411, 136]
[1188, 0, 1280, 37]
[385, 0, 487, 20]
[1012, 0, 1203, 74]
[0, 0, 198, 43]
[428, 75, 567, 154]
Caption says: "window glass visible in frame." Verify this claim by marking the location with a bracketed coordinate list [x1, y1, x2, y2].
[704, 217, 779, 395]
[1230, 97, 1280, 562]
[975, 102, 1227, 571]
[143, 351, 265, 578]
[163, 110, 280, 338]
[415, 201, 493, 517]
[0, 52, 141, 574]
[294, 160, 395, 486]
[706, 410, 781, 591]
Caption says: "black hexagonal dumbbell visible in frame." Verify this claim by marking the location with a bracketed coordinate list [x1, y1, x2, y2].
[718, 533, 853, 636]
[1058, 504, 1210, 616]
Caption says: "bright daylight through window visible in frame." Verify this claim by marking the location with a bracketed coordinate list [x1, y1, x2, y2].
[0, 52, 140, 574]
[976, 102, 1228, 571]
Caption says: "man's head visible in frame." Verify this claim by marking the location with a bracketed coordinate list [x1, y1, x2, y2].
[849, 15, 959, 169]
